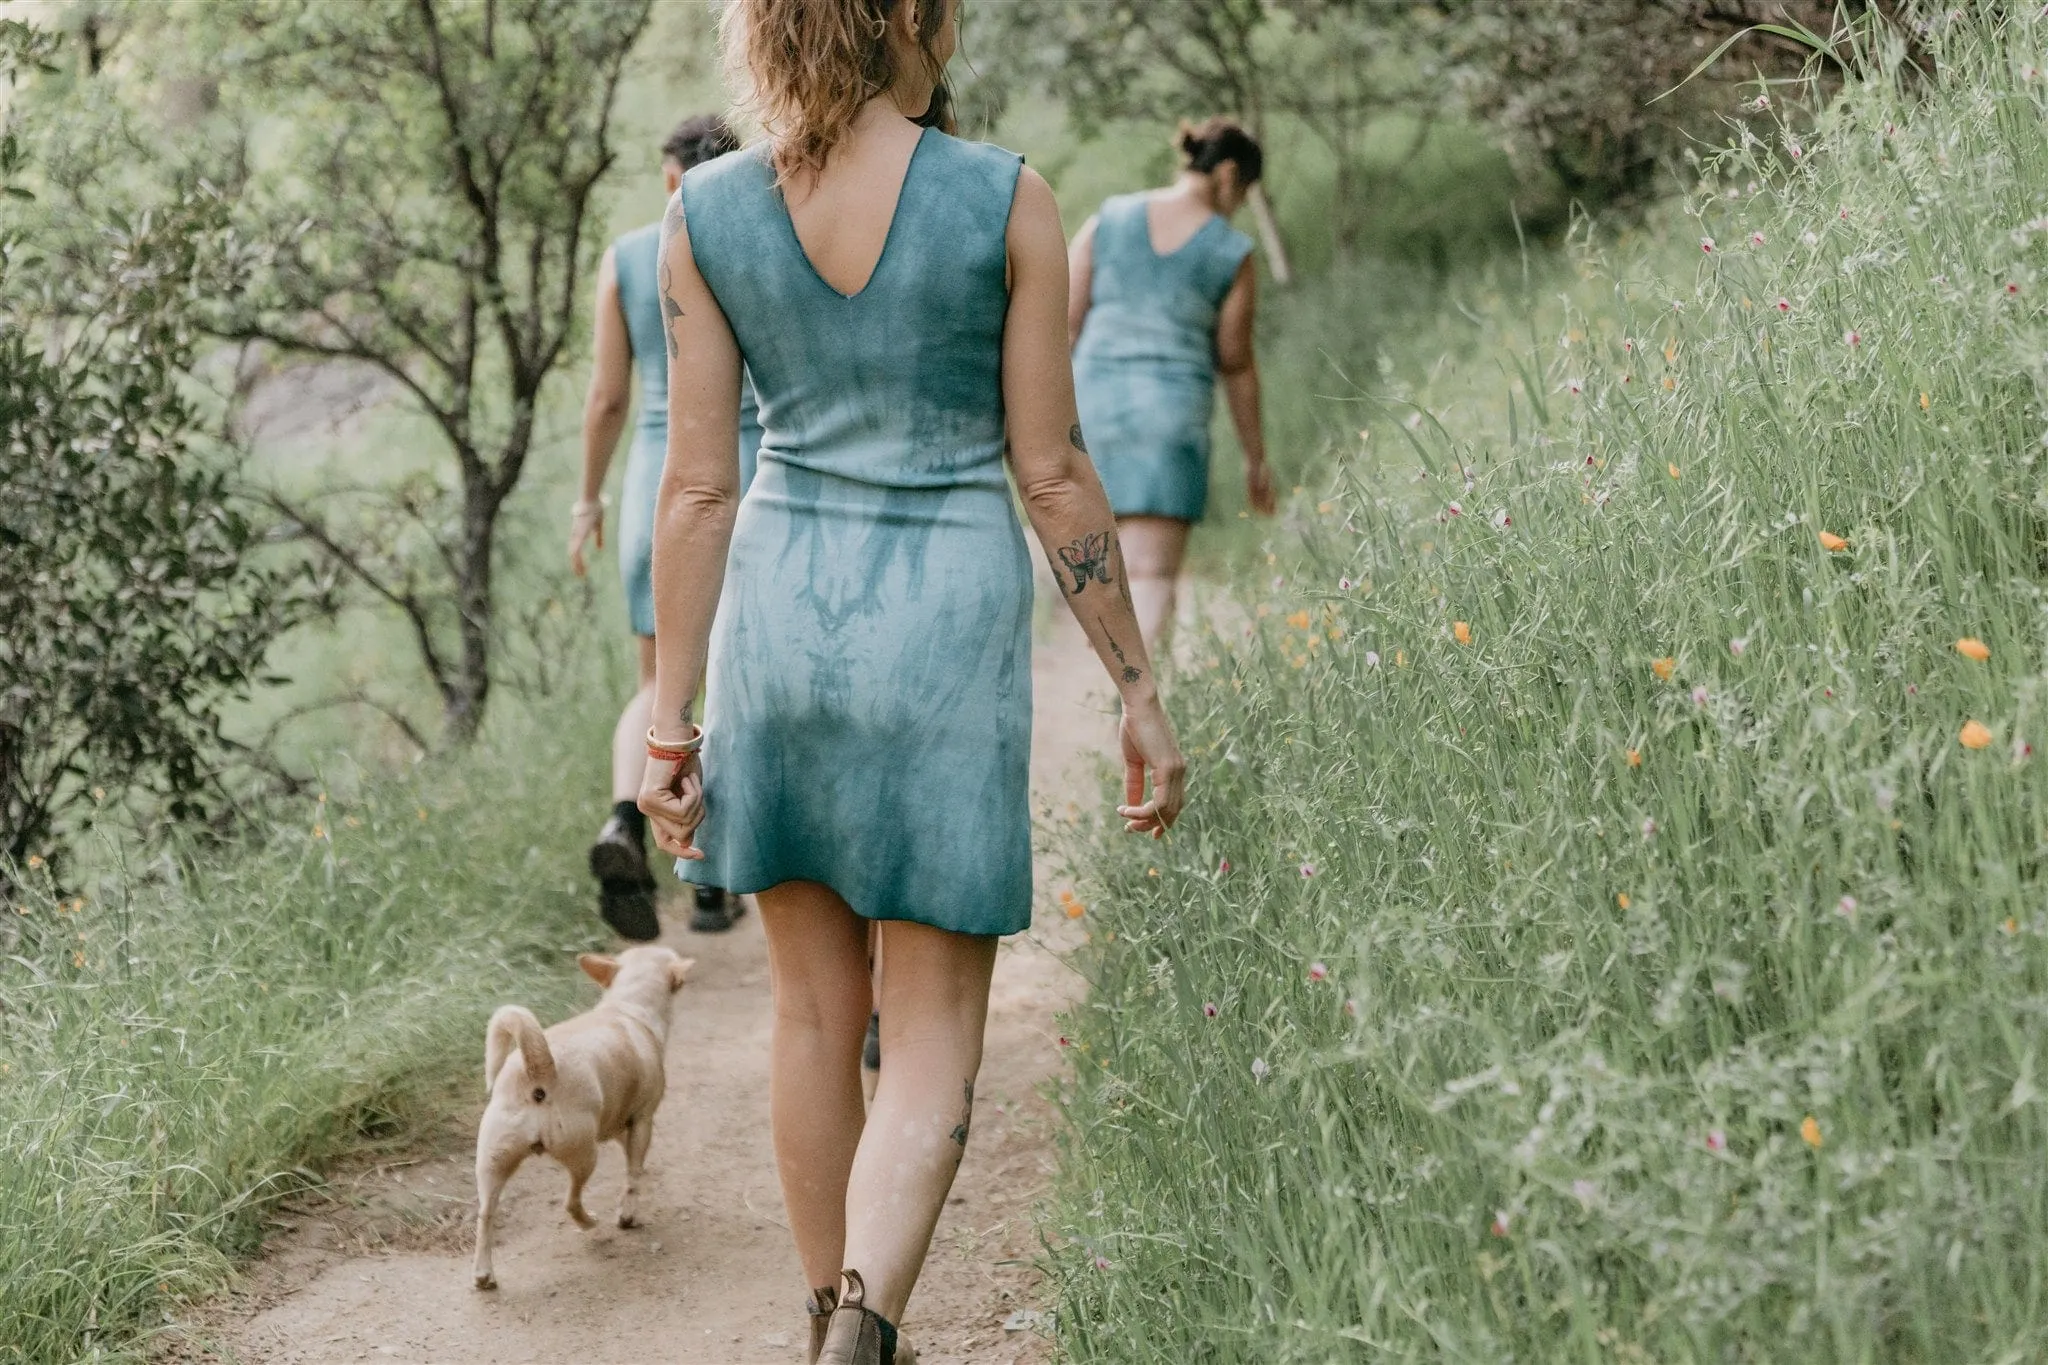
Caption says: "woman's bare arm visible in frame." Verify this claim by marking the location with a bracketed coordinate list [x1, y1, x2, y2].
[571, 246, 632, 575]
[1005, 169, 1185, 834]
[1215, 257, 1274, 516]
[1066, 214, 1098, 350]
[638, 190, 744, 857]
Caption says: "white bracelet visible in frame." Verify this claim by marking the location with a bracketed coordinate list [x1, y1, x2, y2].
[571, 496, 606, 517]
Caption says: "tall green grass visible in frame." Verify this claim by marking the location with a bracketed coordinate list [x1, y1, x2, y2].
[0, 679, 612, 1363]
[1051, 11, 2048, 1361]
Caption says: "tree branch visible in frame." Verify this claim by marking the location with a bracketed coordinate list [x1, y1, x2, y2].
[259, 488, 453, 696]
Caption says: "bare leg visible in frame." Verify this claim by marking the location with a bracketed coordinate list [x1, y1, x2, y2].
[841, 919, 999, 1324]
[617, 1114, 655, 1228]
[472, 1145, 524, 1290]
[758, 881, 874, 1291]
[611, 636, 659, 802]
[1116, 515, 1192, 656]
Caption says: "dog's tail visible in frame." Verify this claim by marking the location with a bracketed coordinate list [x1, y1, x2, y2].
[484, 1005, 557, 1097]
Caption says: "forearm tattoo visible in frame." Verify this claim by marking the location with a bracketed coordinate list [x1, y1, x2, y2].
[1056, 531, 1113, 594]
[1052, 525, 1146, 684]
[1100, 613, 1143, 684]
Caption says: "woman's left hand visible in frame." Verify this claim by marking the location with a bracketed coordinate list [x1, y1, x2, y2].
[638, 754, 706, 861]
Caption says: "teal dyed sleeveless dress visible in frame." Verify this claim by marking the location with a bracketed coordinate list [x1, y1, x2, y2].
[613, 222, 764, 637]
[1071, 193, 1255, 523]
[674, 130, 1033, 937]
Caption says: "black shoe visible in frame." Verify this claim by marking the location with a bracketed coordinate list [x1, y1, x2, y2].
[862, 1010, 881, 1072]
[689, 883, 748, 933]
[591, 813, 660, 942]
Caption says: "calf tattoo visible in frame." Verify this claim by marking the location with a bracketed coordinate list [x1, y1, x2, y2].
[950, 1081, 974, 1148]
[1069, 423, 1089, 454]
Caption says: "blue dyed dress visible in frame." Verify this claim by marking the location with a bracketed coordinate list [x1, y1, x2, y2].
[673, 130, 1034, 937]
[613, 222, 764, 638]
[1071, 193, 1255, 523]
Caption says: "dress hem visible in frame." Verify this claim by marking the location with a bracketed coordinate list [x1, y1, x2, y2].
[677, 862, 1030, 939]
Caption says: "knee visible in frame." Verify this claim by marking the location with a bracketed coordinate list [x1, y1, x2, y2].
[773, 973, 871, 1042]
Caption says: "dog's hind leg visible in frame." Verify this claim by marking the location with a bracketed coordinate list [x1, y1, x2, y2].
[473, 1143, 524, 1290]
[561, 1139, 599, 1229]
[616, 1114, 655, 1229]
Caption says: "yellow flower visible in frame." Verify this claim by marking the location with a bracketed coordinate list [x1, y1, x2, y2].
[1955, 638, 1990, 662]
[1960, 720, 1994, 750]
[1663, 339, 1679, 364]
[1800, 1115, 1822, 1148]
[1453, 621, 1472, 645]
[2003, 916, 2020, 936]
[1626, 748, 1642, 768]
[91, 786, 105, 802]
[311, 824, 327, 841]
[1616, 893, 1632, 909]
[1661, 376, 1678, 392]
[26, 855, 43, 870]
[1667, 463, 1681, 479]
[1818, 531, 1848, 552]
[1066, 898, 1087, 919]
[72, 950, 86, 969]
[1286, 610, 1312, 630]
[1651, 657, 1676, 682]
[1920, 391, 1931, 411]
[1395, 650, 1407, 668]
[416, 807, 429, 822]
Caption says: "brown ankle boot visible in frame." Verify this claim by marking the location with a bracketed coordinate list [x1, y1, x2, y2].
[805, 1283, 838, 1364]
[815, 1270, 902, 1365]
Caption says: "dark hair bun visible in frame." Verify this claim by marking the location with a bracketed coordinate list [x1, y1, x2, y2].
[662, 113, 740, 173]
[1176, 116, 1263, 186]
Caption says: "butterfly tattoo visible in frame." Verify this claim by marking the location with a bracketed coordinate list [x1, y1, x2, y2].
[1058, 531, 1114, 595]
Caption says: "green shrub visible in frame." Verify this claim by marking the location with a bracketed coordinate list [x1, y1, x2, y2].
[1051, 12, 2048, 1361]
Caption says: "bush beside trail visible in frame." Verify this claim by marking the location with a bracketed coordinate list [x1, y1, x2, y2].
[1050, 13, 2048, 1361]
[0, 698, 608, 1364]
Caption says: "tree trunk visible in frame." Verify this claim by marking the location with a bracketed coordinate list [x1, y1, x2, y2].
[445, 476, 500, 743]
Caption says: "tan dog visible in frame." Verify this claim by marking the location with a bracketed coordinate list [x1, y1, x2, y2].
[472, 945, 693, 1290]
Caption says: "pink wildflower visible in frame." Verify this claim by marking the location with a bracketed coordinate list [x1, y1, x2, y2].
[1307, 962, 1329, 982]
[1299, 861, 1317, 879]
[1707, 1128, 1727, 1152]
[1844, 329, 1862, 348]
[1775, 297, 1791, 312]
[1202, 1002, 1219, 1018]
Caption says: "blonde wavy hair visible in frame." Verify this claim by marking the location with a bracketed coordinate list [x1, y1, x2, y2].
[722, 0, 951, 184]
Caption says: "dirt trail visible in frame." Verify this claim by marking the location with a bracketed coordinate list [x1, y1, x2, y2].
[173, 605, 1115, 1365]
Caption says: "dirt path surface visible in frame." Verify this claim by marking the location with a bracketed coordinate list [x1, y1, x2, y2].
[172, 605, 1115, 1365]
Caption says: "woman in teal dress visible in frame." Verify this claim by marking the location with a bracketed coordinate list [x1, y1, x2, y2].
[569, 114, 761, 941]
[1069, 118, 1277, 650]
[635, 1, 1185, 1359]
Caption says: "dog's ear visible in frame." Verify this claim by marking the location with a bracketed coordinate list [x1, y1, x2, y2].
[666, 957, 697, 992]
[578, 953, 620, 988]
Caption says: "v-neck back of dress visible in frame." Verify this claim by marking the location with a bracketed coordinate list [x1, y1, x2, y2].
[779, 126, 929, 301]
[679, 130, 1023, 492]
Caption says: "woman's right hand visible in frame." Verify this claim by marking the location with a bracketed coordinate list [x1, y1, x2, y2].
[638, 753, 706, 861]
[1117, 699, 1186, 838]
[568, 499, 605, 578]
